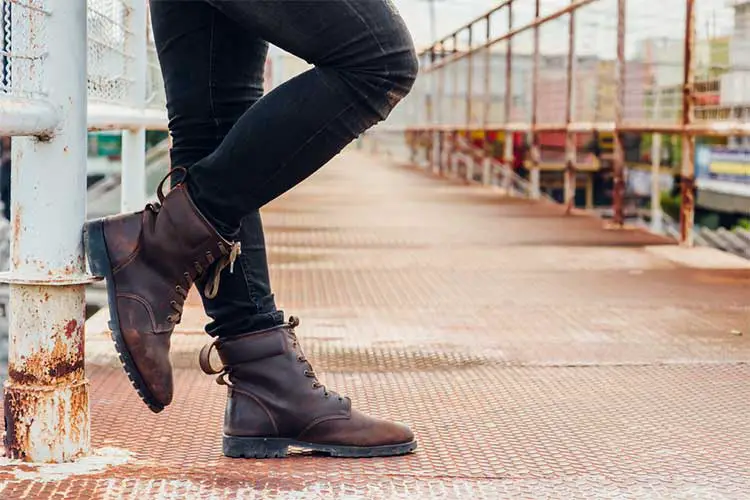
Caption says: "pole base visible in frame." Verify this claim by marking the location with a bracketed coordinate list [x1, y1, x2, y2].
[3, 379, 90, 463]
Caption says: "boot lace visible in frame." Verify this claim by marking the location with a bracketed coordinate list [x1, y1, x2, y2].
[288, 317, 345, 402]
[152, 167, 242, 325]
[197, 317, 348, 403]
[165, 242, 241, 324]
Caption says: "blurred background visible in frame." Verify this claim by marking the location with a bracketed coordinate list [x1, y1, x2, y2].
[1, 0, 748, 381]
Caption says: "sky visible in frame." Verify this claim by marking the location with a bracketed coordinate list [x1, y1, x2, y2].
[391, 0, 502, 49]
[392, 0, 737, 52]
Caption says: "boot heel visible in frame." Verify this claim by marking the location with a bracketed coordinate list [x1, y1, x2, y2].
[223, 436, 289, 459]
[83, 219, 111, 278]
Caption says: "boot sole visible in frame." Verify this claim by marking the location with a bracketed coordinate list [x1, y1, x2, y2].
[84, 219, 165, 414]
[223, 435, 417, 459]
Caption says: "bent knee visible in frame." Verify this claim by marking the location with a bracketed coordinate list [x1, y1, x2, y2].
[388, 44, 419, 101]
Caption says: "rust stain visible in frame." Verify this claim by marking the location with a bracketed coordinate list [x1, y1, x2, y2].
[47, 357, 84, 380]
[67, 385, 90, 449]
[7, 366, 38, 386]
[8, 323, 85, 386]
[3, 392, 27, 460]
[11, 203, 22, 269]
[3, 382, 88, 462]
[64, 319, 78, 339]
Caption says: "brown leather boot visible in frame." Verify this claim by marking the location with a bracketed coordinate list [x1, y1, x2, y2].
[85, 168, 240, 413]
[199, 317, 417, 458]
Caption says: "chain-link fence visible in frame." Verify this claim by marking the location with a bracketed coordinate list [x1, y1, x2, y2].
[1, 0, 165, 128]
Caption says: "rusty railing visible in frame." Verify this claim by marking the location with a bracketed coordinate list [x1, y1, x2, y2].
[376, 0, 749, 246]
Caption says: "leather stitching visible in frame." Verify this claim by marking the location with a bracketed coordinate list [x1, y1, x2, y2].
[112, 237, 142, 274]
[230, 387, 279, 436]
[117, 293, 159, 333]
[296, 414, 350, 441]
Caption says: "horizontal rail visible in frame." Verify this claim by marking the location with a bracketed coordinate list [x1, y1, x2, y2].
[401, 121, 750, 137]
[87, 103, 168, 131]
[0, 99, 169, 136]
[424, 0, 599, 73]
[421, 0, 512, 54]
[0, 95, 60, 136]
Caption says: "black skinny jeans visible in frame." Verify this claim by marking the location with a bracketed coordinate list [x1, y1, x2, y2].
[150, 1, 418, 336]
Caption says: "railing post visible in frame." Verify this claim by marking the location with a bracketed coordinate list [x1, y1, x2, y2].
[612, 0, 626, 226]
[564, 1, 577, 213]
[121, 0, 148, 213]
[650, 133, 663, 233]
[481, 15, 492, 186]
[426, 48, 436, 169]
[2, 0, 91, 462]
[435, 44, 446, 175]
[503, 1, 514, 196]
[530, 0, 541, 199]
[679, 0, 696, 246]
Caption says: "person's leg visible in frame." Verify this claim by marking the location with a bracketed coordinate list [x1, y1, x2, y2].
[84, 1, 275, 412]
[186, 0, 418, 236]
[150, 0, 283, 336]
[186, 0, 419, 459]
[84, 1, 419, 446]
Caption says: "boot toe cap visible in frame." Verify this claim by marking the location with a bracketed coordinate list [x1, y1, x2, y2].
[299, 409, 416, 447]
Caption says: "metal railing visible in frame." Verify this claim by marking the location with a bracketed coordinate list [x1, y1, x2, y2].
[376, 0, 749, 245]
[0, 0, 166, 462]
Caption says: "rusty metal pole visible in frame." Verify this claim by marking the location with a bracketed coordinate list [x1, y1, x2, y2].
[466, 25, 475, 181]
[612, 0, 626, 226]
[2, 0, 91, 462]
[680, 0, 696, 246]
[466, 26, 474, 129]
[449, 34, 460, 177]
[436, 43, 447, 175]
[650, 80, 663, 233]
[564, 2, 577, 214]
[482, 15, 493, 185]
[503, 0, 514, 195]
[651, 133, 664, 232]
[427, 47, 437, 168]
[530, 0, 541, 198]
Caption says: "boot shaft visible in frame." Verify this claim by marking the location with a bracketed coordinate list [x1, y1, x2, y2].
[208, 323, 350, 438]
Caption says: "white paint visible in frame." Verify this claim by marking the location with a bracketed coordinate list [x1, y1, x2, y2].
[120, 0, 149, 213]
[5, 0, 90, 462]
[0, 95, 59, 136]
[0, 447, 132, 482]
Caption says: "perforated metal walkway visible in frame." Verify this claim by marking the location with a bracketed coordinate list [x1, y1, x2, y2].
[2, 151, 750, 499]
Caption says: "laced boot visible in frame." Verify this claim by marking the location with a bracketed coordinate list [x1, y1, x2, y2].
[85, 168, 241, 412]
[199, 317, 417, 458]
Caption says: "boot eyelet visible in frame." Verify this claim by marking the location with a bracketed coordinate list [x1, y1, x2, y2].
[303, 370, 310, 376]
[170, 300, 177, 306]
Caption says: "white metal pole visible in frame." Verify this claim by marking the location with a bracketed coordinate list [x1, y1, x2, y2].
[120, 0, 148, 213]
[2, 0, 91, 462]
